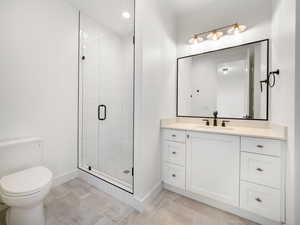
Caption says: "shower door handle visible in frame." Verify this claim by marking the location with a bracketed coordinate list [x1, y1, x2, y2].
[98, 105, 107, 120]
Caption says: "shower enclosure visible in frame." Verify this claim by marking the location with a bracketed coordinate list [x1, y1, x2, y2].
[78, 0, 135, 192]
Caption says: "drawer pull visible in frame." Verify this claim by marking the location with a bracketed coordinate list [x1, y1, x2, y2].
[256, 168, 264, 172]
[172, 134, 177, 137]
[172, 151, 176, 155]
[172, 174, 176, 178]
[255, 197, 263, 203]
[256, 145, 264, 148]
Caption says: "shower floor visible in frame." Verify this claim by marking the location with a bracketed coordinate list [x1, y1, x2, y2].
[82, 164, 133, 192]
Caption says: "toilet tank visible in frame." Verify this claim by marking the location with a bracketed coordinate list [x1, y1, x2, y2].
[0, 137, 44, 178]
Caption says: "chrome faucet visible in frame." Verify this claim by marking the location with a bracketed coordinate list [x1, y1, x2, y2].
[213, 111, 218, 126]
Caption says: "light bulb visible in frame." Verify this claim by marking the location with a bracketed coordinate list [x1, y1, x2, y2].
[207, 31, 223, 41]
[122, 11, 131, 19]
[227, 24, 247, 35]
[188, 35, 204, 45]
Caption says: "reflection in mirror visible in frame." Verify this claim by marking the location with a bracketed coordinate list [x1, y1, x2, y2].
[177, 40, 268, 120]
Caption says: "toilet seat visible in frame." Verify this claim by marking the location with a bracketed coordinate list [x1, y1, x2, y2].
[0, 166, 52, 197]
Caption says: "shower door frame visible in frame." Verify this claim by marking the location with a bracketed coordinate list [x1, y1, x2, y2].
[77, 1, 136, 194]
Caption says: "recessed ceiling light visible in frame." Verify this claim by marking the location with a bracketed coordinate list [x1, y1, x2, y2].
[220, 66, 231, 75]
[222, 67, 229, 74]
[122, 11, 131, 19]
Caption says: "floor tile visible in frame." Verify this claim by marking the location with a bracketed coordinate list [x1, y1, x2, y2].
[0, 178, 259, 225]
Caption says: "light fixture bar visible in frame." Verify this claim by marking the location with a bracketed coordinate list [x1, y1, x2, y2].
[188, 23, 247, 44]
[192, 23, 237, 37]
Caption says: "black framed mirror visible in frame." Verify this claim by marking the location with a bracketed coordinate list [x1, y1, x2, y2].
[176, 39, 269, 120]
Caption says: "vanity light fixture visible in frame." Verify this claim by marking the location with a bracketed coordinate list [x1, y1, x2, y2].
[188, 23, 247, 44]
[227, 24, 247, 35]
[188, 35, 204, 45]
[207, 31, 223, 41]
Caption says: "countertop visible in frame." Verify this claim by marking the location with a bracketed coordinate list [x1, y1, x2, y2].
[161, 119, 287, 140]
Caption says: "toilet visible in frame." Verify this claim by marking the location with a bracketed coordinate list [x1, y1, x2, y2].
[0, 166, 53, 225]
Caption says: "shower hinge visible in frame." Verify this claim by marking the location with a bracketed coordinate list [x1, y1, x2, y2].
[131, 167, 134, 176]
[88, 166, 92, 171]
[133, 36, 135, 45]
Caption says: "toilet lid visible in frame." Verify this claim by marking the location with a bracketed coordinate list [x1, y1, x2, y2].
[0, 166, 53, 197]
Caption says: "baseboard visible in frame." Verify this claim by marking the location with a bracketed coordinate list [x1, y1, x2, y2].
[78, 170, 144, 211]
[164, 184, 281, 225]
[52, 169, 79, 187]
[135, 182, 163, 208]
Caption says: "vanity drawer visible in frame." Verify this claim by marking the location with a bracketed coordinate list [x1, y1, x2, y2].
[163, 163, 185, 190]
[240, 181, 281, 222]
[241, 152, 281, 189]
[163, 141, 186, 166]
[241, 137, 281, 157]
[162, 129, 186, 143]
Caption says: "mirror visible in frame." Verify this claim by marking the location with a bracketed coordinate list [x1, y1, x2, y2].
[177, 40, 269, 120]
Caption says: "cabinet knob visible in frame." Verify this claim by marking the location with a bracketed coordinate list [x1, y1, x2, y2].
[256, 168, 264, 172]
[172, 134, 176, 138]
[172, 174, 176, 178]
[255, 197, 263, 203]
[187, 134, 190, 139]
[172, 151, 176, 155]
[256, 145, 264, 148]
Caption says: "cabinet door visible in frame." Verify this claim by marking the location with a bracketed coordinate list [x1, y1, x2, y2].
[186, 132, 240, 206]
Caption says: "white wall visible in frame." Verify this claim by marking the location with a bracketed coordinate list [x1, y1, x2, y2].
[295, 1, 300, 224]
[271, 0, 296, 224]
[176, 1, 272, 57]
[134, 0, 177, 199]
[0, 0, 78, 179]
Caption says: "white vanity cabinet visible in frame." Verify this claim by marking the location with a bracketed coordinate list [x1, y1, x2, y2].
[186, 132, 240, 207]
[240, 137, 285, 222]
[162, 129, 187, 190]
[161, 128, 286, 224]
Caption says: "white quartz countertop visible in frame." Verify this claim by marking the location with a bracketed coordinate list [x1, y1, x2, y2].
[161, 119, 287, 141]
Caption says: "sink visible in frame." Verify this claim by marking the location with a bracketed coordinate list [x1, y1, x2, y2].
[195, 125, 234, 131]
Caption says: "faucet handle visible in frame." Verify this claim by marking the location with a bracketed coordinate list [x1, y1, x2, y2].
[213, 111, 218, 118]
[221, 120, 230, 127]
[202, 119, 210, 126]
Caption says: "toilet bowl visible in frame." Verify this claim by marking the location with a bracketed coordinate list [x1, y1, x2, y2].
[0, 166, 53, 225]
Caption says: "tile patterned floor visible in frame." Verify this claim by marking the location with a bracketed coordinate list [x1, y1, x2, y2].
[0, 178, 258, 225]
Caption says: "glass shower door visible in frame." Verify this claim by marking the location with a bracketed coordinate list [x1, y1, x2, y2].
[78, 0, 134, 192]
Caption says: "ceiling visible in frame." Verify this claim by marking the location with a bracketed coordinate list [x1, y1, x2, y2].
[167, 0, 272, 17]
[167, 0, 215, 15]
[65, 0, 272, 37]
[66, 0, 134, 37]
